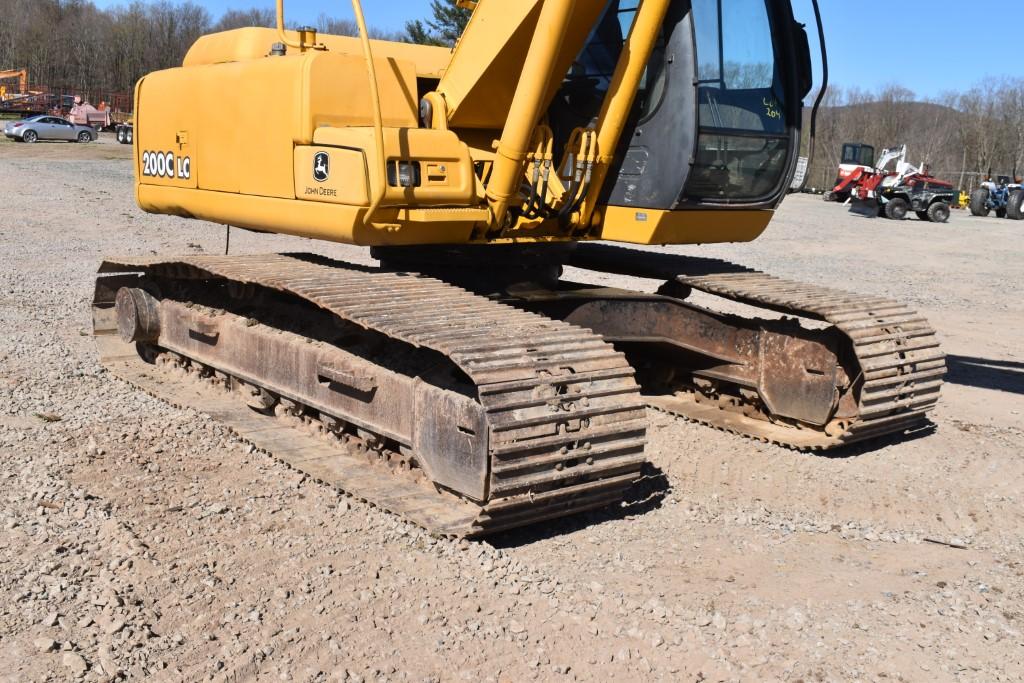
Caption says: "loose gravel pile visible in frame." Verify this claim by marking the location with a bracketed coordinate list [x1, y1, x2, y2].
[1, 137, 1022, 682]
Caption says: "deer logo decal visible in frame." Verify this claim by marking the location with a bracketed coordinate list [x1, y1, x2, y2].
[313, 151, 330, 182]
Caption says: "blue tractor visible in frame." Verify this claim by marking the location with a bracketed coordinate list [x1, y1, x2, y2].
[969, 175, 1024, 220]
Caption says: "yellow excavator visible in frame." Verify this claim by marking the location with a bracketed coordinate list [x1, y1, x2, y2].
[94, 0, 945, 536]
[0, 68, 29, 103]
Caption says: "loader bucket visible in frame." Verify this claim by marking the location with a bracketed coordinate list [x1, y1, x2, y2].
[849, 197, 881, 218]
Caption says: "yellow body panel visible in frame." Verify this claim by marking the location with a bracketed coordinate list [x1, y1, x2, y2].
[134, 18, 780, 249]
[183, 27, 452, 79]
[136, 48, 420, 200]
[294, 146, 368, 205]
[137, 185, 478, 246]
[302, 54, 418, 132]
[310, 127, 477, 207]
[138, 179, 768, 248]
[595, 207, 772, 244]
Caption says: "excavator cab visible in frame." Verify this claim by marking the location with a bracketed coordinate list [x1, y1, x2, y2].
[553, 0, 812, 210]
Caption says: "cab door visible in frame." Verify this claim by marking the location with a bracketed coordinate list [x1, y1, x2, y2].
[553, 0, 810, 211]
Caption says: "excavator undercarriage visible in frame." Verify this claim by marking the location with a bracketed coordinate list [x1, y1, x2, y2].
[94, 244, 943, 536]
[93, 0, 945, 535]
[94, 254, 648, 536]
[561, 245, 944, 447]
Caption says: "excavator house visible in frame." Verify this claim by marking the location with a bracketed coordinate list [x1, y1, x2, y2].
[94, 0, 945, 536]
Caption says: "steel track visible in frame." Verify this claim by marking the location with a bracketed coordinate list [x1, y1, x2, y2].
[94, 254, 647, 536]
[570, 244, 945, 450]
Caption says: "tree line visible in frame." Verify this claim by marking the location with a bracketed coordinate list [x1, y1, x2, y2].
[0, 0, 466, 102]
[808, 80, 1024, 192]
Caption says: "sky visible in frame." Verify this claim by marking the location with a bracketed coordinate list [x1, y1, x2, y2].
[90, 0, 1022, 98]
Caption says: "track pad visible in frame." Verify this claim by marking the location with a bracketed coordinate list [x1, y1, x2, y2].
[758, 331, 839, 426]
[414, 384, 489, 502]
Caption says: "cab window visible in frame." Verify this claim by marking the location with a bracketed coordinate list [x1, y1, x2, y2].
[684, 0, 789, 201]
[557, 0, 668, 124]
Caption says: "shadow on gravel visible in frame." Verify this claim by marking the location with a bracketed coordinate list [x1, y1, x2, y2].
[945, 355, 1024, 395]
[486, 420, 944, 549]
[815, 422, 938, 459]
[487, 463, 670, 549]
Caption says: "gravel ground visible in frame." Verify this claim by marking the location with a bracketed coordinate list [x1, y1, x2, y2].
[1, 134, 1023, 682]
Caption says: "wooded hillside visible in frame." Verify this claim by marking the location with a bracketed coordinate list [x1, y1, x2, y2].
[808, 82, 1024, 191]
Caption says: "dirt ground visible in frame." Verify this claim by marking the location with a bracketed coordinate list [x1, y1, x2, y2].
[1, 133, 1022, 683]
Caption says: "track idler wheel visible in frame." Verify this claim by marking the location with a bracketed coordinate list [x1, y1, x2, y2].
[115, 287, 161, 343]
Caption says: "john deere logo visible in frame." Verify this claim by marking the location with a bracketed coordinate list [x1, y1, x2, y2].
[313, 152, 329, 182]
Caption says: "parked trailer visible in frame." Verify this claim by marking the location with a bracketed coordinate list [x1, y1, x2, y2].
[115, 121, 133, 145]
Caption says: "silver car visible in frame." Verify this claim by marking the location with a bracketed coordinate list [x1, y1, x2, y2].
[4, 114, 96, 143]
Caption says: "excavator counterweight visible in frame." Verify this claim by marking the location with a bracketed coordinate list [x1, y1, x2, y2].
[94, 0, 944, 535]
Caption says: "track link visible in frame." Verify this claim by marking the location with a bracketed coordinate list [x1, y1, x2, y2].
[570, 244, 945, 450]
[94, 254, 646, 536]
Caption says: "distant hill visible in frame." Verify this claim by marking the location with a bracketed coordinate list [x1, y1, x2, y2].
[802, 83, 1023, 190]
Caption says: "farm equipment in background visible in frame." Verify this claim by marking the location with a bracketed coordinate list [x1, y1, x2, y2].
[841, 145, 956, 221]
[0, 68, 29, 100]
[0, 73, 132, 126]
[830, 144, 902, 205]
[0, 91, 73, 115]
[68, 97, 113, 129]
[822, 142, 874, 201]
[116, 120, 133, 144]
[873, 173, 956, 222]
[0, 68, 58, 114]
[969, 175, 1024, 220]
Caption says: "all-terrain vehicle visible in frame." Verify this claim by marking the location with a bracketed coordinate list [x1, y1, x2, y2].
[876, 172, 956, 222]
[969, 176, 1023, 220]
